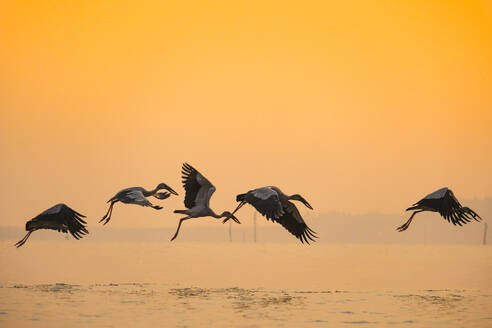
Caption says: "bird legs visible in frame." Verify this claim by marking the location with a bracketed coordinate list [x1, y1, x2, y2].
[143, 198, 163, 210]
[396, 210, 424, 232]
[222, 201, 246, 224]
[170, 216, 191, 241]
[100, 200, 117, 225]
[15, 231, 33, 248]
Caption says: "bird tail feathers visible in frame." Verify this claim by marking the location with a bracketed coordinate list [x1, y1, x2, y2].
[174, 210, 188, 214]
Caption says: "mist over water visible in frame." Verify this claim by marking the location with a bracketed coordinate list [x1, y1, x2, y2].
[2, 195, 491, 245]
[1, 199, 490, 327]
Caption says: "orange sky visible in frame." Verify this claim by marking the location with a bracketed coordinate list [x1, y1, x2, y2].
[1, 0, 491, 227]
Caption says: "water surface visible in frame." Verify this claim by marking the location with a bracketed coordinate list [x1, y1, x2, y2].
[1, 242, 491, 327]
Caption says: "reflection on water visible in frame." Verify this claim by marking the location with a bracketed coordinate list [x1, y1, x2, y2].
[1, 283, 491, 328]
[394, 292, 465, 314]
[1, 242, 491, 327]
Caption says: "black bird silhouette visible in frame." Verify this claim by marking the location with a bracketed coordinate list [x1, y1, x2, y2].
[223, 186, 317, 244]
[397, 187, 481, 232]
[15, 203, 88, 248]
[100, 183, 178, 225]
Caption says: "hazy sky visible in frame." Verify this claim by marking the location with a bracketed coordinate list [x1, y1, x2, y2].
[1, 0, 491, 228]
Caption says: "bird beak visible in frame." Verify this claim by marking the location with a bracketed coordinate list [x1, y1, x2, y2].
[167, 186, 178, 196]
[304, 200, 313, 210]
[222, 214, 241, 224]
[230, 214, 241, 224]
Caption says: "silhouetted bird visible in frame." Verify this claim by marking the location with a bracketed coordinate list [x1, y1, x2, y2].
[100, 183, 178, 225]
[397, 187, 482, 232]
[15, 204, 88, 248]
[171, 163, 240, 241]
[223, 186, 317, 244]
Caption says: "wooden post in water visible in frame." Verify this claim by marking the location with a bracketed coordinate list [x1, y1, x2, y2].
[483, 222, 488, 245]
[253, 211, 257, 243]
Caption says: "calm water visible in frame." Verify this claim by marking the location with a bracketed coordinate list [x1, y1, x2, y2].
[1, 284, 491, 327]
[0, 242, 491, 327]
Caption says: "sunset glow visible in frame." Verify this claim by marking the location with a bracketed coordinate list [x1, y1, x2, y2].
[1, 0, 491, 227]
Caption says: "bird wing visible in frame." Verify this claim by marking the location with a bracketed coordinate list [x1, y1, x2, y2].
[181, 163, 215, 209]
[408, 187, 449, 211]
[58, 204, 89, 240]
[240, 187, 284, 220]
[272, 201, 317, 244]
[16, 204, 88, 247]
[109, 187, 139, 203]
[122, 190, 154, 207]
[424, 187, 449, 200]
[36, 204, 88, 239]
[439, 190, 479, 226]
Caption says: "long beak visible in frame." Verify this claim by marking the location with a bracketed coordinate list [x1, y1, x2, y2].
[222, 201, 246, 224]
[222, 214, 241, 224]
[303, 200, 313, 210]
[167, 186, 179, 196]
[230, 214, 241, 224]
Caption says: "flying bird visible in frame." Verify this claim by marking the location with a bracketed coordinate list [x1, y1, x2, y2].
[100, 183, 178, 225]
[397, 187, 482, 232]
[171, 163, 240, 241]
[15, 203, 88, 248]
[223, 186, 317, 244]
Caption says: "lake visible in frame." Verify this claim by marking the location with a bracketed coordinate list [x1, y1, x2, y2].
[1, 242, 491, 327]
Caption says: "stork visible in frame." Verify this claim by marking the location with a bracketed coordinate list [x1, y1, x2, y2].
[170, 163, 240, 241]
[100, 183, 178, 225]
[397, 187, 482, 232]
[223, 186, 317, 244]
[15, 203, 88, 248]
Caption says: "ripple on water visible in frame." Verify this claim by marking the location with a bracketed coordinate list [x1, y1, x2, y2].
[120, 300, 145, 304]
[293, 290, 332, 294]
[1, 285, 490, 327]
[35, 283, 80, 293]
[79, 313, 103, 318]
